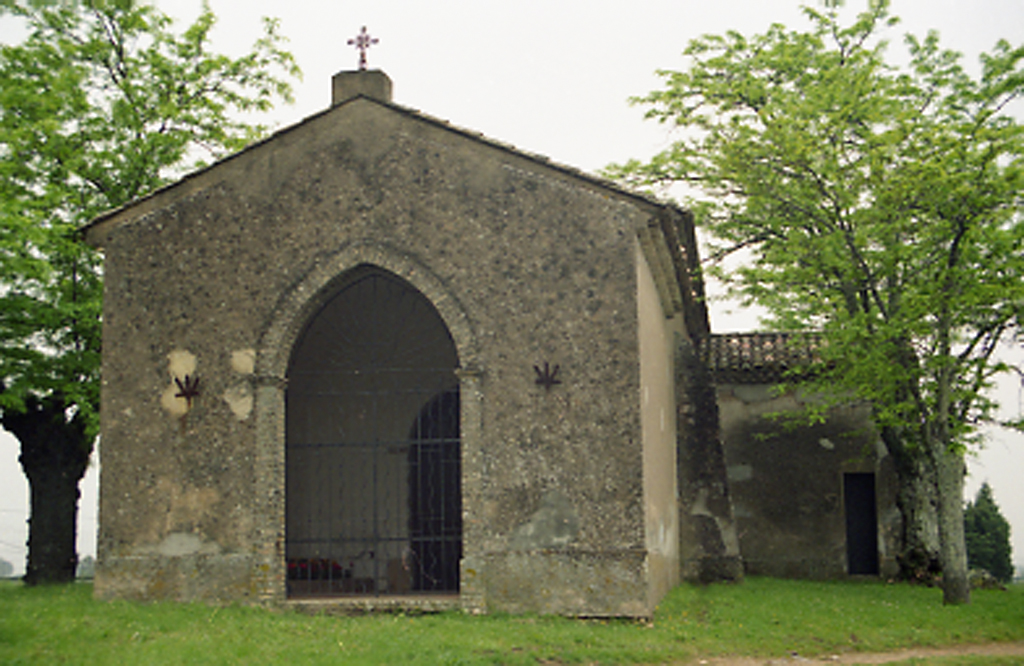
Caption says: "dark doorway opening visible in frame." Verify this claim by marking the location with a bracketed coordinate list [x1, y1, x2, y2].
[285, 267, 461, 598]
[844, 472, 879, 575]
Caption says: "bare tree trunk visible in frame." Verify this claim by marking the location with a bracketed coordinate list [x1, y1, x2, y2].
[931, 254, 969, 605]
[895, 466, 941, 580]
[24, 463, 83, 584]
[934, 447, 970, 604]
[881, 427, 940, 581]
[2, 394, 91, 585]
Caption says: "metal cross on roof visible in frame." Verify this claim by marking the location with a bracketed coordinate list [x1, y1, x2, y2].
[347, 26, 378, 71]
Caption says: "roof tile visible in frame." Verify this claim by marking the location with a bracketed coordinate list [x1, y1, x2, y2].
[701, 332, 823, 384]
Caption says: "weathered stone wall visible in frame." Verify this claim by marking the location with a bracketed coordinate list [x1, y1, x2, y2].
[675, 337, 743, 583]
[717, 384, 900, 578]
[89, 95, 681, 614]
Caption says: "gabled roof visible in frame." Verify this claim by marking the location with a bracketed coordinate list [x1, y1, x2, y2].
[81, 75, 711, 338]
[84, 87, 683, 242]
[701, 332, 823, 384]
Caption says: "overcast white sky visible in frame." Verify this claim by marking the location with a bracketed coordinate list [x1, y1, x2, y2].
[2, 0, 1023, 575]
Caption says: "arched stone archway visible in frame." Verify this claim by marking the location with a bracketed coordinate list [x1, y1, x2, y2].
[250, 245, 483, 606]
[285, 266, 461, 597]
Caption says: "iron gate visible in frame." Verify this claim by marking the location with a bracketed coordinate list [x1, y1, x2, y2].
[285, 268, 462, 597]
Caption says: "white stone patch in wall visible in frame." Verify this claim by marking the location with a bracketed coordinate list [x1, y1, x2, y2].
[138, 532, 221, 557]
[167, 349, 197, 376]
[230, 349, 256, 375]
[689, 487, 711, 517]
[727, 464, 753, 482]
[160, 349, 197, 417]
[508, 491, 580, 550]
[223, 383, 254, 421]
[221, 349, 257, 421]
[733, 504, 753, 519]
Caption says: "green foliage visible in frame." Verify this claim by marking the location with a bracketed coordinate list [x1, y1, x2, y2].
[0, 0, 300, 439]
[610, 0, 1023, 447]
[965, 482, 1015, 583]
[610, 0, 1024, 602]
[1, 579, 1023, 664]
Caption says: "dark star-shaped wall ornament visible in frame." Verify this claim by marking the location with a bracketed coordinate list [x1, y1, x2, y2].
[174, 374, 201, 409]
[533, 362, 561, 391]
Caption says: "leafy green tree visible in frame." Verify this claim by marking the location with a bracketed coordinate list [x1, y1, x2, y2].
[0, 0, 299, 584]
[611, 0, 1024, 604]
[964, 482, 1014, 583]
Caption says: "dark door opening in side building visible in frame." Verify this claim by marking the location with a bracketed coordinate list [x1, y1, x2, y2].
[844, 472, 879, 575]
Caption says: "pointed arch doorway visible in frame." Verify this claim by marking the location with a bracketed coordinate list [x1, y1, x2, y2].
[285, 266, 462, 598]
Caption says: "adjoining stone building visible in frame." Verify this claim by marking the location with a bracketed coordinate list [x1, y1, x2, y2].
[84, 69, 895, 616]
[703, 333, 901, 579]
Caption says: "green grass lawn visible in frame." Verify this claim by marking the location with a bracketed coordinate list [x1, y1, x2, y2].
[0, 578, 1021, 664]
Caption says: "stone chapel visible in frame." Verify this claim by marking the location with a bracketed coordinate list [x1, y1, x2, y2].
[83, 69, 898, 617]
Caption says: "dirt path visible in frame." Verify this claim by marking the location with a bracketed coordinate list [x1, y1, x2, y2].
[693, 641, 1024, 665]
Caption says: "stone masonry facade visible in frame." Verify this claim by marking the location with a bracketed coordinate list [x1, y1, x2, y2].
[84, 71, 729, 616]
